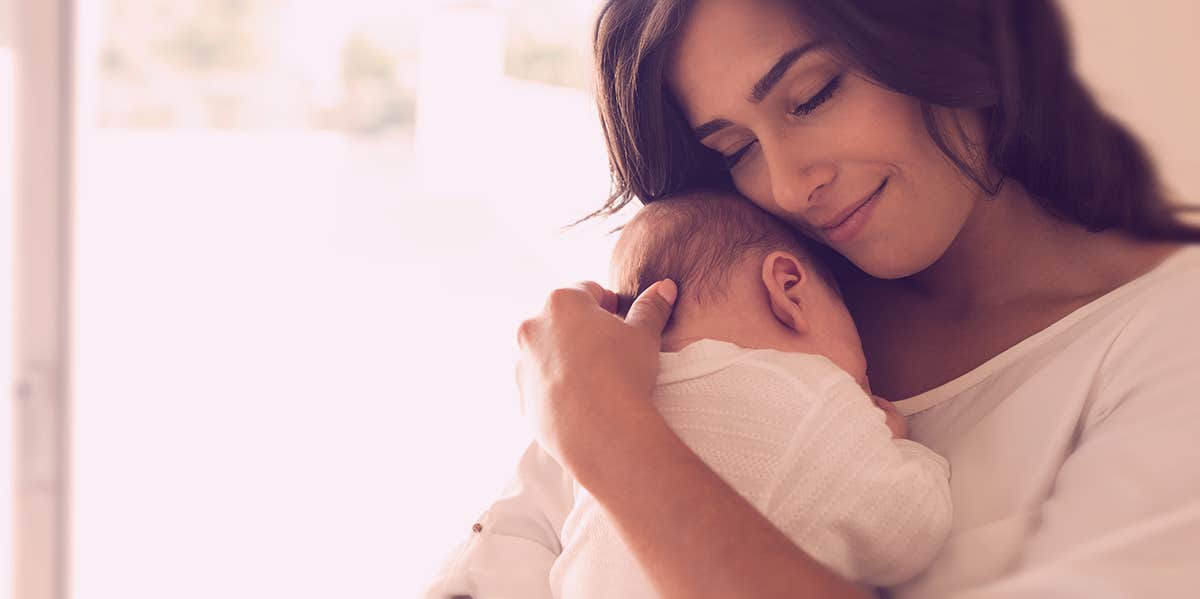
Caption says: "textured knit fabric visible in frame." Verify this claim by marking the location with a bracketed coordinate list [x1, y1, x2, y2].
[548, 341, 952, 598]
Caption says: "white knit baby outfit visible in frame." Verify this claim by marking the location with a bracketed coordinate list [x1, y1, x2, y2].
[549, 339, 952, 598]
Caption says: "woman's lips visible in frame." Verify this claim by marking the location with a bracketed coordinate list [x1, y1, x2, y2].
[820, 178, 888, 244]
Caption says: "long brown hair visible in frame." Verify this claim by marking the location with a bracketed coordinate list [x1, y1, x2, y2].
[590, 0, 1200, 241]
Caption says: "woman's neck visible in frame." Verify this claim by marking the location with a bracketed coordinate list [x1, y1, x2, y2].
[898, 181, 1169, 316]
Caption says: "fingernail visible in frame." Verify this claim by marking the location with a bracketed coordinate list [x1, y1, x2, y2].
[658, 279, 677, 304]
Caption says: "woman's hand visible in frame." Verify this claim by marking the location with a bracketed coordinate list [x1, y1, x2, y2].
[515, 279, 677, 474]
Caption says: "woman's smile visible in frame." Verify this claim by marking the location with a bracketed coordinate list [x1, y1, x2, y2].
[820, 177, 888, 244]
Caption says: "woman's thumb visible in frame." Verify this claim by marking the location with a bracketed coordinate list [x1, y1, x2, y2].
[625, 279, 677, 334]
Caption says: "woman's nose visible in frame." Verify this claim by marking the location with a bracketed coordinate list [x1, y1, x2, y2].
[765, 147, 837, 215]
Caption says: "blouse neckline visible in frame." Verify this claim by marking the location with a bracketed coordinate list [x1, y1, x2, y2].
[894, 245, 1200, 416]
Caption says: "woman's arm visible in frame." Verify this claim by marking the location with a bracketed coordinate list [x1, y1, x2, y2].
[515, 280, 870, 599]
[577, 402, 872, 599]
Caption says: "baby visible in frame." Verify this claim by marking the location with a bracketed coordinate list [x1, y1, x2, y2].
[423, 190, 951, 599]
[549, 190, 952, 597]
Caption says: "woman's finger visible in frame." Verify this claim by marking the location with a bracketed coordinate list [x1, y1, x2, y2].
[624, 279, 677, 334]
[571, 280, 620, 314]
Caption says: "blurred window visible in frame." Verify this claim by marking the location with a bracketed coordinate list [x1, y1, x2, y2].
[74, 1, 619, 598]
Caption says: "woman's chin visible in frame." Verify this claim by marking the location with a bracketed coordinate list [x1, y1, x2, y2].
[846, 247, 940, 280]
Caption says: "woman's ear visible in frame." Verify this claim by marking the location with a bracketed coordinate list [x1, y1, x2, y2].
[761, 250, 809, 333]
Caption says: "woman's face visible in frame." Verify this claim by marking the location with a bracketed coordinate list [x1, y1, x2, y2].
[667, 0, 987, 279]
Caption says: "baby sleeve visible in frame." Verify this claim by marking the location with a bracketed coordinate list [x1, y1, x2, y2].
[756, 362, 953, 587]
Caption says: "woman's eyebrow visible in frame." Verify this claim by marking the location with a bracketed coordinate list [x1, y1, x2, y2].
[694, 118, 733, 140]
[692, 40, 825, 141]
[748, 40, 824, 103]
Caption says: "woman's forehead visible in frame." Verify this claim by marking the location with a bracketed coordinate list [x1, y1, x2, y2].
[666, 0, 820, 123]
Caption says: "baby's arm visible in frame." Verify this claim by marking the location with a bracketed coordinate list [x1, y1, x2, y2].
[652, 352, 950, 587]
[759, 366, 952, 587]
[421, 442, 574, 599]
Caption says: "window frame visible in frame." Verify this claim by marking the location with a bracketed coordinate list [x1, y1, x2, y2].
[11, 1, 75, 598]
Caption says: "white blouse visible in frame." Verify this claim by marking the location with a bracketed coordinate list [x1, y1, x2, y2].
[891, 245, 1200, 598]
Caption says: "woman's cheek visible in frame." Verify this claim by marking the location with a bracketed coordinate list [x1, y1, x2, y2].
[733, 162, 777, 216]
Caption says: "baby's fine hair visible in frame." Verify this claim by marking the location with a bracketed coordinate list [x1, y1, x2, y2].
[611, 190, 837, 315]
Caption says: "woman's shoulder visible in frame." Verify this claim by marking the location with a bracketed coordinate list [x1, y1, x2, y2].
[1058, 242, 1200, 330]
[1079, 243, 1200, 420]
[1112, 243, 1200, 320]
[1062, 243, 1200, 370]
[894, 243, 1199, 414]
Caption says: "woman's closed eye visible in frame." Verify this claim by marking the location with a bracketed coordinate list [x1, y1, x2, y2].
[721, 73, 844, 169]
[790, 73, 842, 117]
[722, 140, 759, 169]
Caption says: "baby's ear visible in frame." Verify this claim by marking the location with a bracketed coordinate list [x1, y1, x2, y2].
[761, 251, 810, 333]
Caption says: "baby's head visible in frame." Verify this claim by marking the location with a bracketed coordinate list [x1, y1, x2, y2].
[611, 190, 868, 388]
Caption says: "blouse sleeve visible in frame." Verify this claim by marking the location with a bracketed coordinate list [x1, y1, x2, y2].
[421, 441, 574, 599]
[948, 282, 1200, 598]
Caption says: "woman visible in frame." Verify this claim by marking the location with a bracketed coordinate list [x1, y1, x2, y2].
[442, 1, 1200, 597]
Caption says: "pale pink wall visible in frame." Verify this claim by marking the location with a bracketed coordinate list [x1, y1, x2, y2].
[1060, 0, 1200, 204]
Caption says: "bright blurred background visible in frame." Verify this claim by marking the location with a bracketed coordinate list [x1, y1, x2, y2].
[1, 1, 1197, 598]
[71, 1, 622, 598]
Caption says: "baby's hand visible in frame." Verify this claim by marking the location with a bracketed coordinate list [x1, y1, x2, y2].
[873, 395, 908, 439]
